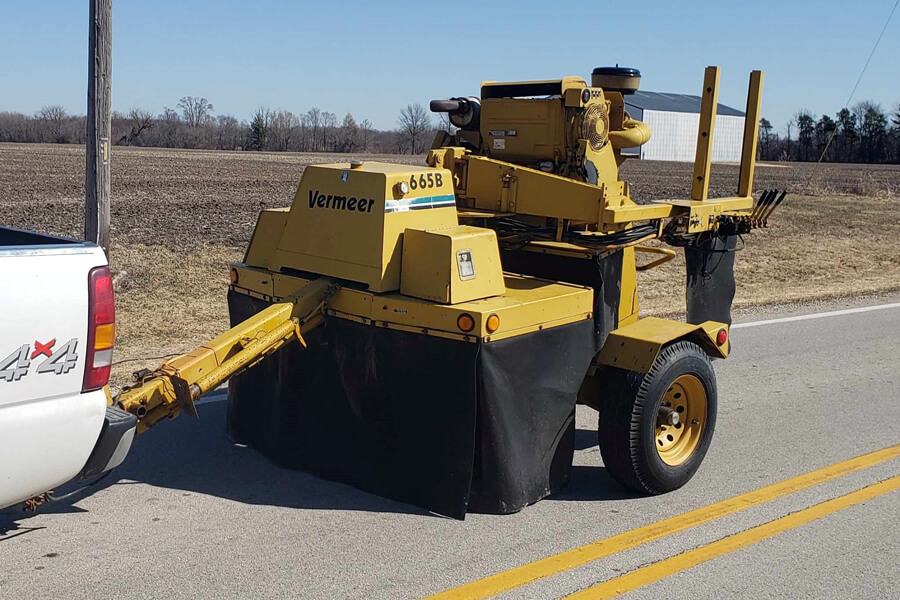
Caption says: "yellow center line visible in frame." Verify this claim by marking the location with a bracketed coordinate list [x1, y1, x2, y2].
[422, 444, 900, 600]
[564, 474, 900, 599]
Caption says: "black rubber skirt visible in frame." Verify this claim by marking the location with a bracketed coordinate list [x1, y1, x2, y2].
[685, 233, 737, 327]
[226, 290, 595, 519]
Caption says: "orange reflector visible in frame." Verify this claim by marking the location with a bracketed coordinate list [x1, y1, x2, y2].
[230, 268, 239, 284]
[486, 314, 500, 333]
[457, 313, 475, 332]
[716, 328, 728, 346]
[94, 323, 116, 349]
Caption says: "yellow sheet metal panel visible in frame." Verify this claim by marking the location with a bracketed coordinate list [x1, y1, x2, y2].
[378, 274, 591, 339]
[705, 196, 754, 211]
[244, 208, 289, 269]
[463, 156, 605, 223]
[660, 197, 754, 233]
[401, 226, 505, 304]
[271, 162, 457, 292]
[602, 203, 674, 224]
[596, 317, 728, 372]
[231, 270, 592, 342]
[231, 264, 275, 298]
[272, 271, 308, 299]
[668, 201, 723, 234]
[480, 97, 567, 162]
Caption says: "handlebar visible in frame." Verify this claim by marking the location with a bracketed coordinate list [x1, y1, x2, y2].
[430, 99, 465, 114]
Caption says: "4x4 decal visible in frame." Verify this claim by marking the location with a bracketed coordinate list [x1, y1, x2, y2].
[0, 339, 79, 382]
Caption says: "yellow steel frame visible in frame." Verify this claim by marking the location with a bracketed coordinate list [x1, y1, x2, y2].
[117, 278, 339, 433]
[233, 265, 594, 343]
[594, 317, 729, 373]
[738, 71, 764, 198]
[691, 66, 720, 202]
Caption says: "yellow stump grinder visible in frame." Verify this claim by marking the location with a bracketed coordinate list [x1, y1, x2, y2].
[115, 66, 783, 518]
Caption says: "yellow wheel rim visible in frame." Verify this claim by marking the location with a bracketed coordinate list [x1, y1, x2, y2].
[656, 374, 708, 466]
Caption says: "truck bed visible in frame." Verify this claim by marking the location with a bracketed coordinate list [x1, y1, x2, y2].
[0, 226, 98, 253]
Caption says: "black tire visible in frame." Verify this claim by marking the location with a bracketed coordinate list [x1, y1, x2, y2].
[598, 341, 717, 495]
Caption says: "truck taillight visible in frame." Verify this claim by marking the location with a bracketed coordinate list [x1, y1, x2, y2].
[83, 266, 116, 392]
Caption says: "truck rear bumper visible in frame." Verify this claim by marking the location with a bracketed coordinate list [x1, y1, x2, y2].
[77, 405, 137, 480]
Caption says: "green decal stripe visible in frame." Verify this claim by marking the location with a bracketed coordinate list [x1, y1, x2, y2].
[385, 194, 457, 213]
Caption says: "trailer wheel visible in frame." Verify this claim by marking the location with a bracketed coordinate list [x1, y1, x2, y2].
[598, 341, 717, 494]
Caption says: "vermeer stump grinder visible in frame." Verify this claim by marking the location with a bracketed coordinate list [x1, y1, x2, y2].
[117, 67, 783, 518]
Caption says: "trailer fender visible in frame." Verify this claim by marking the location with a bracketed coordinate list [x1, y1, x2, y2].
[593, 317, 729, 374]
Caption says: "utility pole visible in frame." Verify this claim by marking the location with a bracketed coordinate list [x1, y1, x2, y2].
[85, 0, 111, 256]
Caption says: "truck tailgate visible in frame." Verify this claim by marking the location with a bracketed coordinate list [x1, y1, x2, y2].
[0, 244, 109, 506]
[0, 247, 105, 402]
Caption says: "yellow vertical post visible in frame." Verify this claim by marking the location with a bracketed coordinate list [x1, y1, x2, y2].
[691, 66, 720, 201]
[738, 70, 764, 198]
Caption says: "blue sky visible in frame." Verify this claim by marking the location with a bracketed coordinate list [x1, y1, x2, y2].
[2, 1, 898, 133]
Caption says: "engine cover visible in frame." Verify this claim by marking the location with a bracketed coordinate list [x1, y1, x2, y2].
[270, 162, 457, 292]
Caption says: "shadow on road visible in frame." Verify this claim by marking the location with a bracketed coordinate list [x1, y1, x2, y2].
[550, 465, 640, 503]
[0, 510, 46, 542]
[87, 399, 433, 517]
[6, 402, 633, 523]
[551, 429, 642, 503]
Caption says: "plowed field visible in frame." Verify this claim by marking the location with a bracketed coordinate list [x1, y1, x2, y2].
[2, 143, 898, 384]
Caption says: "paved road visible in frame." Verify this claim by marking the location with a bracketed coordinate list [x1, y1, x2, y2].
[2, 296, 899, 600]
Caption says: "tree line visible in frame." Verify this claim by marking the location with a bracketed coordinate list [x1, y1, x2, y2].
[0, 97, 436, 155]
[759, 100, 900, 164]
[3, 96, 898, 164]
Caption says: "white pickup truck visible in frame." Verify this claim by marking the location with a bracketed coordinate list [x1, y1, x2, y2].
[0, 226, 136, 510]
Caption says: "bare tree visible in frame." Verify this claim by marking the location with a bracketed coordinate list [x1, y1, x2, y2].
[0, 111, 31, 142]
[178, 96, 214, 127]
[336, 113, 358, 153]
[358, 119, 373, 152]
[305, 108, 322, 151]
[397, 104, 431, 154]
[216, 114, 243, 150]
[436, 112, 457, 134]
[121, 107, 154, 145]
[158, 107, 181, 147]
[37, 105, 68, 143]
[321, 111, 337, 152]
[269, 110, 298, 151]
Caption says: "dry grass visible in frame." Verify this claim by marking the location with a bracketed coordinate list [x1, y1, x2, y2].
[2, 143, 899, 385]
[108, 242, 240, 383]
[638, 193, 900, 316]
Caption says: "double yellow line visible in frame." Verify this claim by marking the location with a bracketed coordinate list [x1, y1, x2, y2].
[424, 444, 900, 600]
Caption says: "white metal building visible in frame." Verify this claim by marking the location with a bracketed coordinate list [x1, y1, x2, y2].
[623, 91, 745, 162]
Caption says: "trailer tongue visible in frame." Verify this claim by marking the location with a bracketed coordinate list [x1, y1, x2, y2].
[116, 67, 783, 518]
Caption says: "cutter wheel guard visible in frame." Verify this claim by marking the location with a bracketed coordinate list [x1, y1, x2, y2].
[116, 66, 784, 518]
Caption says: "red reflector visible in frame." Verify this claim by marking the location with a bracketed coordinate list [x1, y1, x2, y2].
[91, 268, 116, 325]
[716, 328, 728, 346]
[83, 266, 116, 392]
[84, 364, 112, 392]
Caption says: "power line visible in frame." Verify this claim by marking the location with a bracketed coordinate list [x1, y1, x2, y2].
[806, 0, 899, 187]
